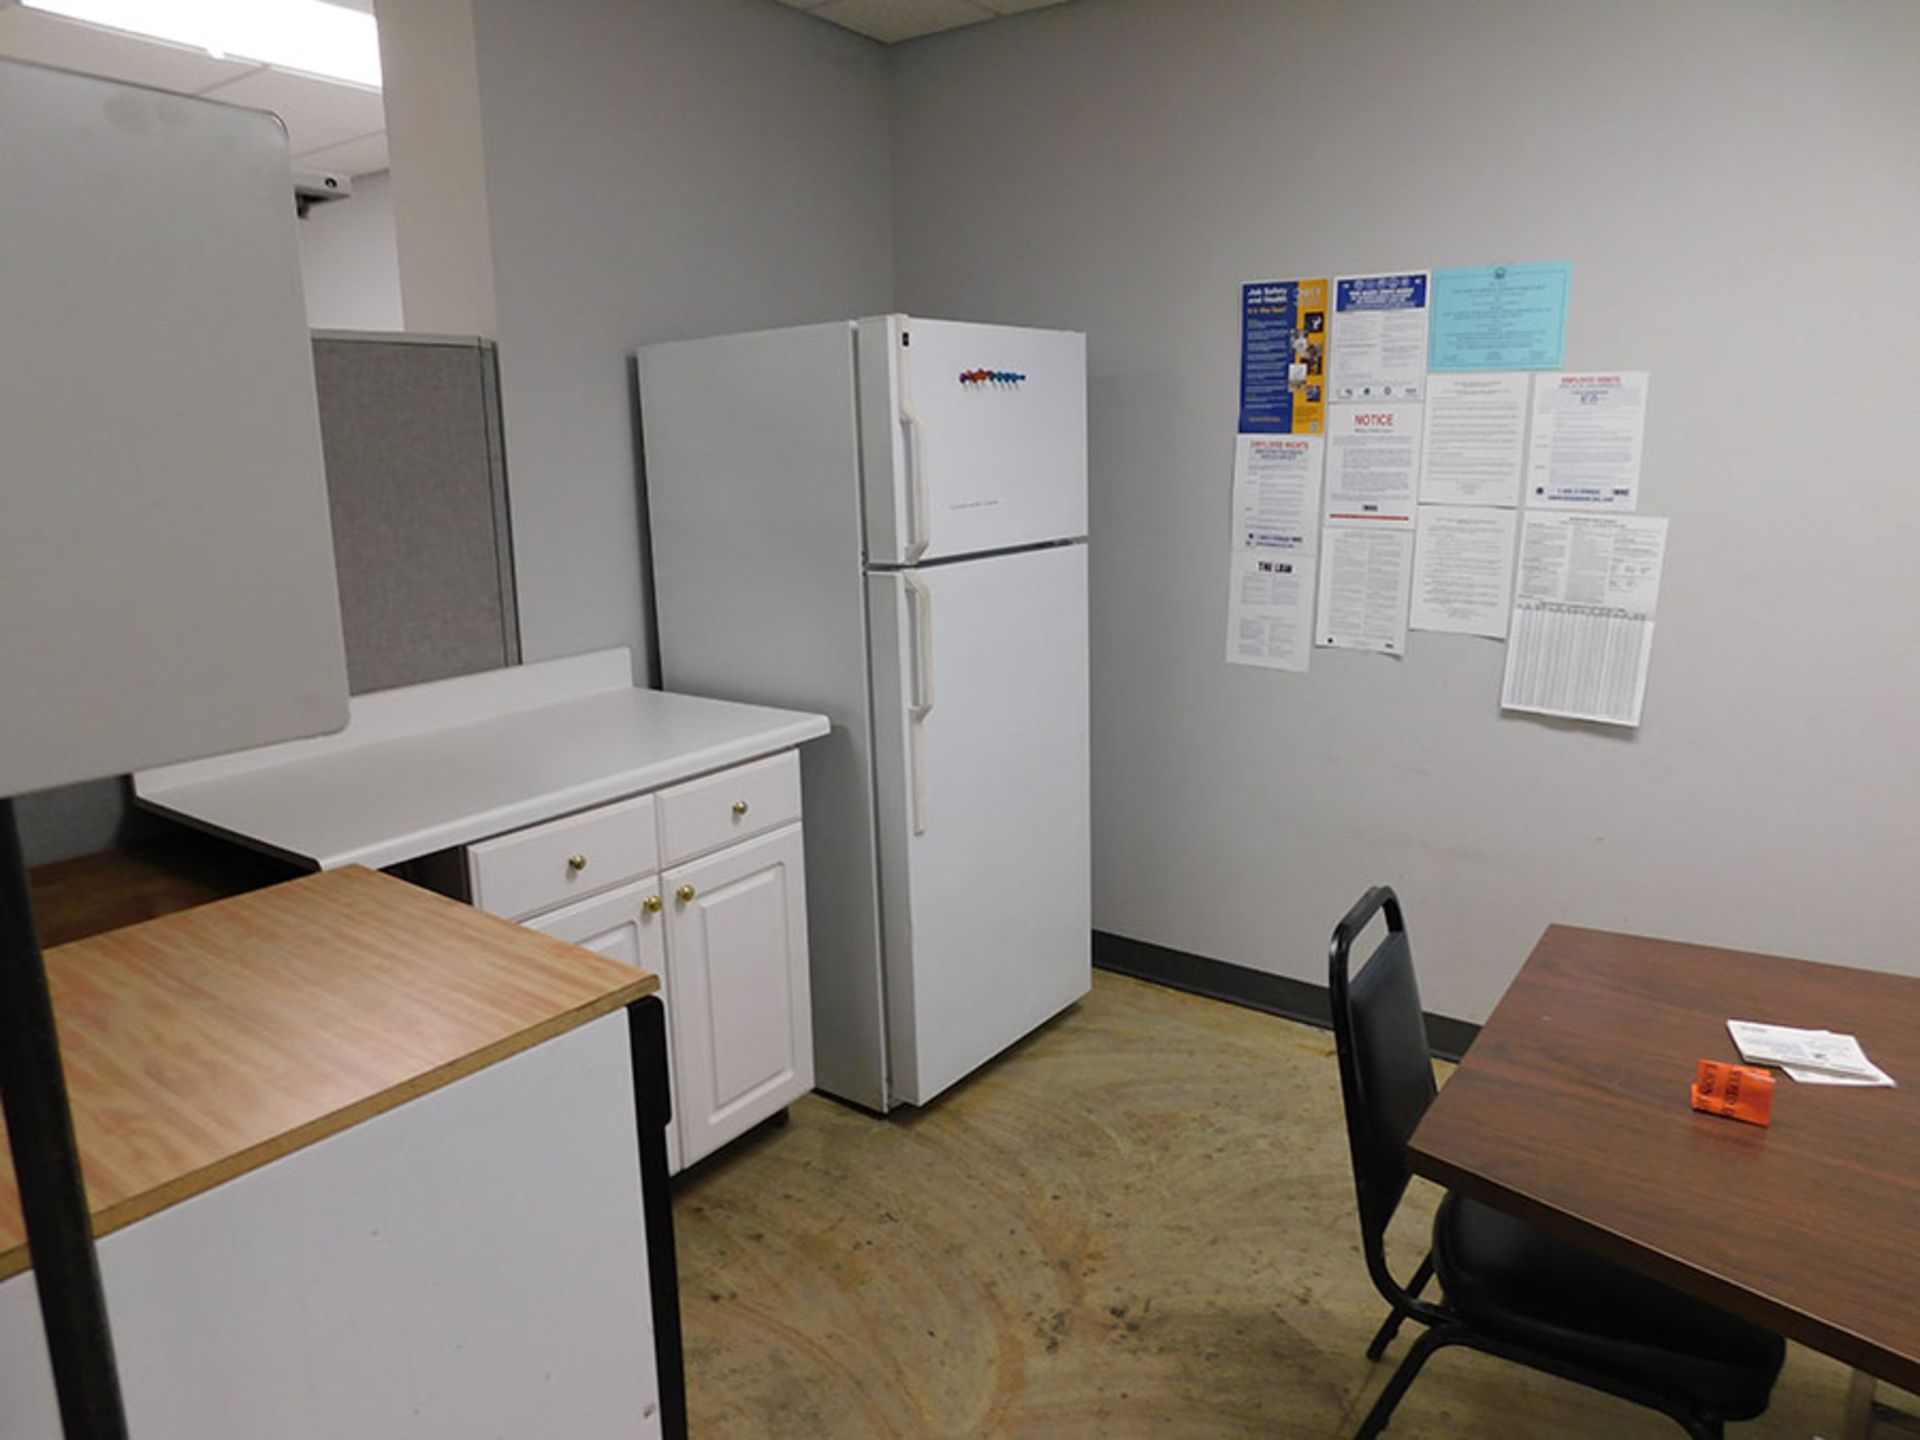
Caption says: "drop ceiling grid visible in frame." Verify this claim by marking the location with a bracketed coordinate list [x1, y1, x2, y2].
[0, 2, 389, 173]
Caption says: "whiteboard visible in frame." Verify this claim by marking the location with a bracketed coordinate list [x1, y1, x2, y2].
[0, 60, 347, 797]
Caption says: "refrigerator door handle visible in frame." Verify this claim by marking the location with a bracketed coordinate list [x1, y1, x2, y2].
[901, 410, 930, 561]
[904, 572, 934, 835]
[898, 332, 932, 561]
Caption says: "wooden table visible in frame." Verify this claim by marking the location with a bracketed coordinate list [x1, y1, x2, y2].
[26, 833, 296, 948]
[1410, 925, 1920, 1397]
[0, 865, 686, 1438]
[1, 864, 656, 1271]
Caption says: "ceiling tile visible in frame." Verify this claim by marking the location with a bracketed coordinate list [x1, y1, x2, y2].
[291, 130, 388, 178]
[196, 66, 385, 162]
[808, 0, 994, 45]
[0, 7, 258, 92]
[974, 0, 1072, 12]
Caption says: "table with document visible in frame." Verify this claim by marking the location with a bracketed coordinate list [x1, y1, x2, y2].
[1410, 924, 1920, 1414]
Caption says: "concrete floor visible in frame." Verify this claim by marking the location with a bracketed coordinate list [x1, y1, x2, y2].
[673, 971, 1854, 1437]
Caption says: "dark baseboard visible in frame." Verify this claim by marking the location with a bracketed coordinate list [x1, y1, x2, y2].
[1093, 930, 1479, 1062]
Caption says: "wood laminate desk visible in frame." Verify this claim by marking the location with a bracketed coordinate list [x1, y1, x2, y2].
[0, 865, 683, 1438]
[1410, 925, 1920, 1399]
[26, 836, 296, 948]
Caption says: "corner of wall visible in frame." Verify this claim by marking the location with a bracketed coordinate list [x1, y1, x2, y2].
[373, 0, 498, 337]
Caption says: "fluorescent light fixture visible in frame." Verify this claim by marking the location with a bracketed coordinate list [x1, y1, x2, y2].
[20, 0, 382, 89]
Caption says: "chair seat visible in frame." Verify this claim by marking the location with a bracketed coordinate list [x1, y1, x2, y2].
[1433, 1193, 1786, 1421]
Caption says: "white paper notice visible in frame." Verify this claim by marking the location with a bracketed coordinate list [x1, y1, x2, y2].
[1727, 1020, 1896, 1087]
[1410, 507, 1518, 638]
[1325, 403, 1420, 526]
[1330, 272, 1431, 402]
[1231, 434, 1322, 554]
[1228, 553, 1318, 671]
[1317, 525, 1413, 654]
[1501, 512, 1669, 726]
[1527, 371, 1650, 511]
[1225, 435, 1323, 672]
[1420, 372, 1530, 507]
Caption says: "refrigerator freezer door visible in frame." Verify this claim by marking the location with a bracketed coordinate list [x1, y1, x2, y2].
[859, 317, 1088, 564]
[866, 543, 1091, 1106]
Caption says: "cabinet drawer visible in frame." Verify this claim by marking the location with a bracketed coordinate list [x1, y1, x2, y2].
[467, 793, 659, 919]
[657, 751, 802, 867]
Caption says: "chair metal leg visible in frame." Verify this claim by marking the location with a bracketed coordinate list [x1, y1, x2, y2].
[1364, 1254, 1434, 1361]
[1354, 1323, 1459, 1439]
[1844, 1369, 1878, 1440]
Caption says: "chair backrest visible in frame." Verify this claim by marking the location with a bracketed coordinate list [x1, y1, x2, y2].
[1329, 886, 1437, 1287]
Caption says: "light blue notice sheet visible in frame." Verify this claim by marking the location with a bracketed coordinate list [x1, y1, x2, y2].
[1429, 261, 1572, 371]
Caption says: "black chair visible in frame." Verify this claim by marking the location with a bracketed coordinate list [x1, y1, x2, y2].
[1328, 886, 1785, 1439]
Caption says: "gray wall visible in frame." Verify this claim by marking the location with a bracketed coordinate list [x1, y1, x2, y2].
[467, 0, 896, 676]
[297, 170, 404, 332]
[375, 0, 497, 336]
[889, 0, 1920, 1020]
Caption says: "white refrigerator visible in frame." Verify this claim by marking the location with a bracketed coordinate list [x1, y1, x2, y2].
[639, 315, 1090, 1112]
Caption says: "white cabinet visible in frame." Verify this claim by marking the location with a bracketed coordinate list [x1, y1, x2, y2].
[527, 879, 680, 1175]
[656, 750, 802, 864]
[664, 825, 812, 1163]
[465, 751, 814, 1171]
[467, 792, 659, 920]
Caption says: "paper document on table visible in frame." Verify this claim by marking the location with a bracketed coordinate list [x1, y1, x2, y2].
[1727, 1020, 1896, 1086]
[1783, 1063, 1895, 1087]
[1501, 513, 1668, 727]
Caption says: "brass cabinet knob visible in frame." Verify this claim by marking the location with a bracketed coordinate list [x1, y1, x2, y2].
[676, 884, 697, 903]
[642, 894, 663, 915]
[732, 800, 750, 818]
[567, 854, 589, 872]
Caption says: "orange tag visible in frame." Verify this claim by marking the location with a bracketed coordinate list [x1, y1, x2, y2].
[1690, 1060, 1775, 1127]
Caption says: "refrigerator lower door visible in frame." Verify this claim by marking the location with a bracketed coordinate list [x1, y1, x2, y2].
[866, 543, 1091, 1107]
[858, 316, 1088, 565]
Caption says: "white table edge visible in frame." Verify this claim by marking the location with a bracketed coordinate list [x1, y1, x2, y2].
[134, 648, 635, 797]
[131, 651, 832, 872]
[135, 713, 831, 872]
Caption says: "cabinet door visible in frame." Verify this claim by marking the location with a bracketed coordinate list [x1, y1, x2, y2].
[665, 824, 812, 1166]
[526, 878, 681, 1175]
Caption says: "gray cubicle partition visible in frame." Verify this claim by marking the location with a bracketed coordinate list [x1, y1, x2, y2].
[18, 333, 521, 865]
[313, 332, 521, 694]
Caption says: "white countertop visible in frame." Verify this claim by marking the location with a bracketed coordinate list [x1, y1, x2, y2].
[134, 649, 830, 871]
